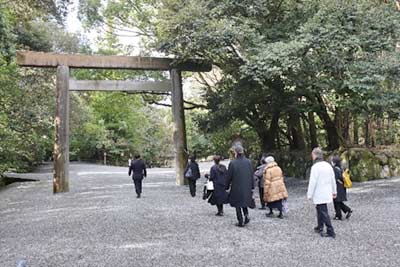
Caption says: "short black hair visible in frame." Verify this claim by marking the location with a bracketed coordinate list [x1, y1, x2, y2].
[134, 154, 141, 159]
[190, 155, 196, 162]
[331, 156, 341, 167]
[213, 155, 221, 164]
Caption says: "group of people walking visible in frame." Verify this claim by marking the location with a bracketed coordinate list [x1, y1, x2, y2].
[307, 147, 353, 238]
[197, 143, 288, 227]
[188, 144, 352, 237]
[128, 144, 352, 238]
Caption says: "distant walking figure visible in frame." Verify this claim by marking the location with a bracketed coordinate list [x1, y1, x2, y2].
[263, 156, 288, 219]
[254, 156, 267, 210]
[307, 148, 337, 238]
[226, 144, 254, 227]
[331, 156, 353, 220]
[185, 155, 201, 197]
[207, 155, 228, 216]
[128, 154, 147, 198]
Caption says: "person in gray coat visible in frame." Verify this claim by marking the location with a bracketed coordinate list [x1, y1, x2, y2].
[254, 156, 267, 210]
[226, 143, 255, 227]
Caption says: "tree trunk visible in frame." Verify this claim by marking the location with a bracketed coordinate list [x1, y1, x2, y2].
[370, 119, 377, 147]
[302, 115, 311, 148]
[334, 109, 350, 147]
[288, 112, 306, 150]
[308, 112, 319, 149]
[255, 112, 280, 152]
[353, 116, 359, 145]
[314, 94, 340, 150]
[364, 115, 370, 147]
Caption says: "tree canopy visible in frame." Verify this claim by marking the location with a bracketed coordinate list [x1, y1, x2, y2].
[1, 0, 400, 177]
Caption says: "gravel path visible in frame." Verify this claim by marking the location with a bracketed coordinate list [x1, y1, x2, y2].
[1, 162, 400, 267]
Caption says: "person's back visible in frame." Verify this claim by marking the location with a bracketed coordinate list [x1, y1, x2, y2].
[130, 158, 147, 180]
[308, 161, 336, 205]
[264, 162, 288, 203]
[210, 164, 227, 185]
[128, 154, 147, 198]
[307, 148, 336, 238]
[228, 156, 254, 203]
[186, 156, 200, 197]
[187, 161, 201, 180]
[226, 144, 254, 227]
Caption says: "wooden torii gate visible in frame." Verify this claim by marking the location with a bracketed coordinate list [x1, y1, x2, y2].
[16, 51, 212, 193]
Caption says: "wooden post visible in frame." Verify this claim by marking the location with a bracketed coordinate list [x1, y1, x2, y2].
[53, 65, 70, 193]
[170, 69, 188, 185]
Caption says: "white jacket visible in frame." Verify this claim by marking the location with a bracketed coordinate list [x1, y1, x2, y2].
[307, 161, 337, 205]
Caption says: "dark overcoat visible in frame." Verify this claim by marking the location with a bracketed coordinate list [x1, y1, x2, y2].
[226, 156, 254, 208]
[129, 159, 147, 180]
[208, 164, 228, 205]
[333, 166, 347, 202]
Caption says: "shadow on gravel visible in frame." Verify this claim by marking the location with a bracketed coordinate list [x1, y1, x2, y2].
[0, 175, 39, 189]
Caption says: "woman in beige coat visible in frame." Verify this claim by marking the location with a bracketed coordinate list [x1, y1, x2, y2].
[263, 156, 288, 219]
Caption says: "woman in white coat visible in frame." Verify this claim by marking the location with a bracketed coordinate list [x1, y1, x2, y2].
[307, 147, 337, 238]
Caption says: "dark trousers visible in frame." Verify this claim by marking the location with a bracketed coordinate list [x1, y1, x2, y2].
[188, 179, 196, 197]
[259, 187, 265, 208]
[316, 204, 335, 235]
[235, 207, 249, 225]
[133, 179, 142, 196]
[217, 204, 223, 214]
[334, 201, 351, 219]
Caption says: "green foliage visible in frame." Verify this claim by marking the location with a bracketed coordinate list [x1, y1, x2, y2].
[0, 64, 55, 174]
[155, 0, 400, 151]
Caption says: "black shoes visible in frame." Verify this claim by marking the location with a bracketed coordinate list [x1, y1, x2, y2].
[314, 226, 322, 233]
[136, 194, 141, 198]
[321, 232, 336, 239]
[314, 226, 335, 238]
[346, 210, 353, 219]
[266, 212, 274, 218]
[334, 210, 352, 220]
[266, 212, 283, 219]
[259, 206, 266, 210]
[216, 212, 224, 216]
[235, 217, 249, 227]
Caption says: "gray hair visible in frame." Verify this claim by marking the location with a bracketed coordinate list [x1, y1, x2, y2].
[312, 147, 324, 160]
[233, 143, 244, 154]
[265, 156, 275, 164]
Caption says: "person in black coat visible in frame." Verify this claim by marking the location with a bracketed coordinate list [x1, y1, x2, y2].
[128, 154, 147, 198]
[226, 143, 255, 227]
[207, 155, 228, 216]
[185, 155, 201, 197]
[331, 156, 353, 220]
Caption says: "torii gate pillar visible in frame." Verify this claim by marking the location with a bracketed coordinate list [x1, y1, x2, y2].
[53, 65, 70, 193]
[171, 69, 188, 185]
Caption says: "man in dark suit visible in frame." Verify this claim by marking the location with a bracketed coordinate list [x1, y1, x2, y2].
[128, 154, 147, 198]
[226, 143, 254, 227]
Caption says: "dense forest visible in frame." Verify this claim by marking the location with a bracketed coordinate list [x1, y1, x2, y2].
[1, 0, 400, 175]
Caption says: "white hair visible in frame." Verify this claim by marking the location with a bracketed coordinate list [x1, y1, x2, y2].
[265, 156, 275, 164]
[312, 147, 324, 160]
